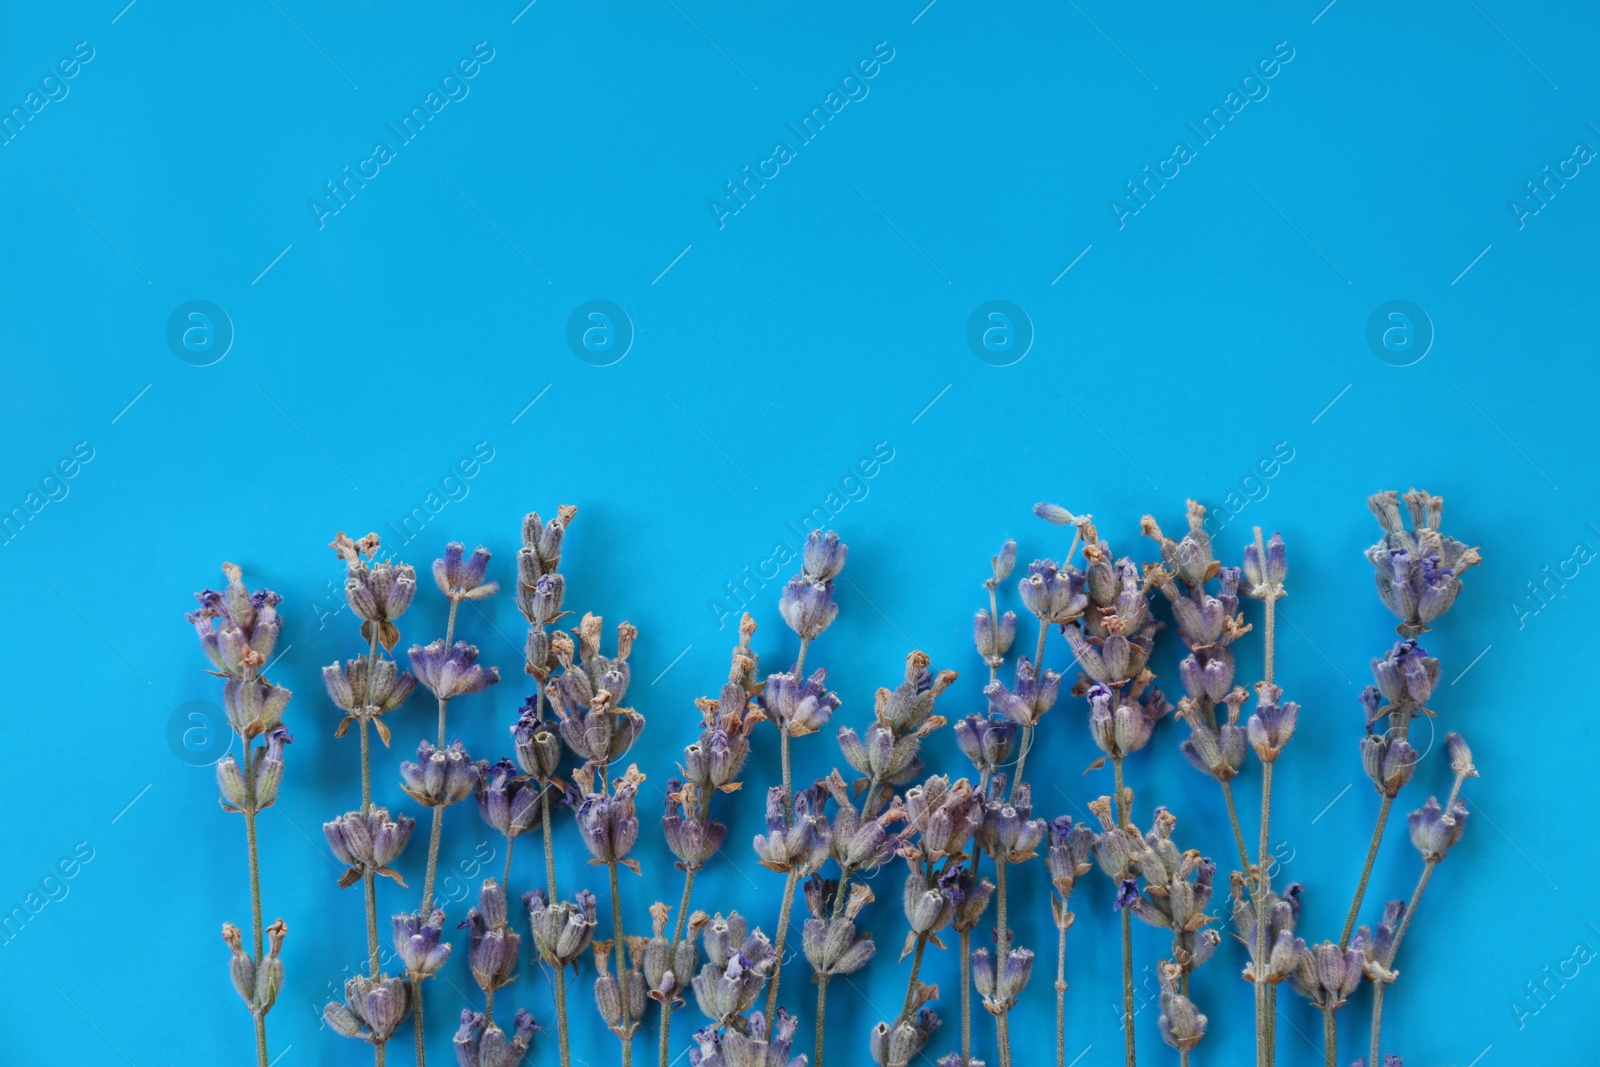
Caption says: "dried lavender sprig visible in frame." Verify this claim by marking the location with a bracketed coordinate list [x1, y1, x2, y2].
[1046, 817, 1092, 1067]
[975, 779, 1045, 1067]
[187, 563, 291, 1067]
[1339, 490, 1479, 951]
[1363, 734, 1475, 1066]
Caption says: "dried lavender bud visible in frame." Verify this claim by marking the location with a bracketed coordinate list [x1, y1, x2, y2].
[223, 920, 287, 1015]
[838, 723, 923, 787]
[951, 866, 995, 935]
[576, 771, 642, 869]
[400, 739, 485, 808]
[557, 691, 644, 765]
[663, 780, 727, 871]
[1289, 940, 1364, 1010]
[525, 888, 598, 969]
[1446, 732, 1478, 780]
[1366, 489, 1481, 635]
[393, 908, 452, 978]
[1177, 682, 1247, 783]
[1033, 502, 1081, 526]
[1018, 558, 1088, 623]
[1086, 682, 1170, 760]
[250, 726, 291, 809]
[1156, 960, 1207, 1053]
[692, 912, 776, 1026]
[900, 867, 961, 940]
[332, 532, 416, 651]
[761, 668, 840, 737]
[409, 639, 500, 700]
[1360, 734, 1417, 798]
[512, 700, 564, 779]
[1247, 682, 1299, 762]
[825, 802, 901, 872]
[989, 539, 1018, 586]
[869, 1009, 940, 1067]
[520, 507, 575, 577]
[591, 939, 647, 1039]
[217, 755, 248, 811]
[688, 1007, 804, 1067]
[1409, 796, 1468, 861]
[1230, 874, 1304, 984]
[433, 542, 498, 601]
[476, 759, 542, 839]
[779, 576, 838, 639]
[1241, 531, 1287, 600]
[1066, 625, 1151, 688]
[802, 882, 876, 977]
[323, 972, 412, 1045]
[323, 656, 417, 716]
[460, 880, 520, 993]
[976, 782, 1046, 863]
[876, 651, 957, 734]
[1370, 640, 1440, 709]
[640, 902, 699, 1005]
[324, 807, 414, 886]
[572, 614, 636, 703]
[803, 530, 848, 582]
[974, 609, 1017, 669]
[187, 564, 283, 677]
[901, 776, 980, 862]
[1046, 816, 1095, 899]
[1142, 502, 1216, 587]
[1178, 647, 1236, 704]
[454, 1008, 539, 1067]
[953, 714, 1016, 777]
[972, 944, 1034, 1014]
[223, 677, 292, 741]
[752, 785, 830, 875]
[1350, 900, 1405, 986]
[984, 656, 1060, 728]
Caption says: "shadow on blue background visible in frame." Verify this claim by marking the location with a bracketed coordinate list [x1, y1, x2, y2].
[1, 1, 1593, 1064]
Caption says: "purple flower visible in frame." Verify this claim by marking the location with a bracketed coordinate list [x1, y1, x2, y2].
[691, 913, 776, 1025]
[688, 1008, 804, 1067]
[186, 564, 283, 678]
[752, 786, 830, 875]
[1046, 816, 1095, 899]
[760, 668, 840, 737]
[1289, 940, 1364, 1010]
[976, 782, 1047, 863]
[901, 776, 980, 862]
[953, 713, 1016, 778]
[973, 944, 1034, 1013]
[393, 909, 452, 978]
[222, 677, 292, 741]
[869, 1009, 940, 1067]
[224, 919, 286, 1015]
[984, 655, 1061, 728]
[838, 722, 923, 787]
[1366, 489, 1480, 635]
[1370, 640, 1441, 709]
[1142, 502, 1215, 587]
[1246, 682, 1299, 762]
[453, 1008, 538, 1067]
[554, 688, 643, 765]
[662, 779, 727, 871]
[802, 530, 848, 582]
[459, 880, 520, 993]
[323, 657, 417, 716]
[1086, 682, 1170, 760]
[323, 973, 411, 1045]
[778, 576, 838, 640]
[511, 701, 564, 780]
[1351, 899, 1405, 985]
[409, 640, 500, 701]
[1409, 796, 1468, 861]
[433, 542, 498, 601]
[331, 532, 416, 651]
[323, 807, 414, 885]
[400, 739, 485, 808]
[1156, 960, 1208, 1053]
[1360, 734, 1417, 798]
[1113, 878, 1141, 911]
[1065, 625, 1151, 687]
[476, 759, 542, 839]
[1018, 558, 1088, 623]
[524, 888, 598, 969]
[801, 882, 875, 978]
[1242, 532, 1287, 600]
[576, 776, 641, 870]
[251, 725, 291, 809]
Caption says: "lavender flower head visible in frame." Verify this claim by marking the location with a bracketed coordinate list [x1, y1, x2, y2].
[779, 575, 838, 640]
[760, 667, 840, 738]
[869, 1008, 940, 1067]
[323, 656, 418, 724]
[692, 912, 777, 1026]
[1019, 557, 1089, 624]
[524, 888, 598, 970]
[1086, 682, 1171, 761]
[223, 919, 286, 1016]
[516, 506, 576, 634]
[976, 781, 1046, 863]
[1241, 531, 1287, 601]
[752, 784, 830, 875]
[477, 759, 542, 839]
[953, 714, 1016, 778]
[1230, 874, 1304, 985]
[1409, 796, 1469, 861]
[838, 721, 924, 791]
[803, 529, 848, 582]
[663, 778, 728, 872]
[393, 908, 452, 979]
[1366, 489, 1481, 636]
[218, 726, 292, 813]
[1368, 639, 1441, 715]
[400, 739, 485, 808]
[460, 879, 520, 994]
[1156, 959, 1207, 1053]
[876, 650, 958, 735]
[453, 1008, 538, 1067]
[1246, 682, 1299, 762]
[688, 1008, 805, 1067]
[641, 901, 702, 1007]
[324, 972, 411, 1046]
[972, 943, 1035, 1015]
[802, 879, 876, 978]
[1289, 940, 1364, 1011]
[187, 563, 283, 680]
[511, 699, 564, 781]
[984, 655, 1060, 728]
[1350, 899, 1406, 986]
[576, 766, 644, 871]
[1046, 815, 1095, 903]
[324, 807, 414, 887]
[331, 531, 416, 651]
[900, 775, 981, 863]
[410, 639, 500, 701]
[434, 542, 499, 602]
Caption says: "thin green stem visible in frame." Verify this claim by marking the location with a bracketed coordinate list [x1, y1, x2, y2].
[243, 739, 269, 1067]
[1055, 921, 1069, 1067]
[766, 869, 799, 1022]
[997, 859, 1013, 1067]
[815, 974, 830, 1067]
[421, 807, 444, 913]
[1322, 1008, 1336, 1067]
[959, 929, 973, 1066]
[608, 860, 632, 1067]
[1258, 760, 1276, 1066]
[1219, 779, 1252, 874]
[1339, 795, 1393, 948]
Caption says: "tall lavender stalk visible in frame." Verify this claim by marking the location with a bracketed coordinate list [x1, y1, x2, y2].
[186, 563, 292, 1067]
[975, 780, 1046, 1067]
[764, 530, 846, 1023]
[322, 533, 421, 1067]
[1045, 816, 1093, 1067]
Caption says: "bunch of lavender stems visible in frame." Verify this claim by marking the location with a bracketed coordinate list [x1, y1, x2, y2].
[817, 651, 958, 1065]
[322, 533, 422, 1066]
[762, 530, 846, 1023]
[513, 505, 578, 1064]
[1339, 490, 1479, 949]
[186, 563, 292, 1067]
[657, 617, 761, 1066]
[1362, 733, 1473, 1064]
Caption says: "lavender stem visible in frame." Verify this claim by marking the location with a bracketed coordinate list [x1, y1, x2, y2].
[1113, 758, 1134, 1067]
[1322, 1007, 1336, 1067]
[765, 868, 799, 1022]
[1054, 920, 1068, 1067]
[243, 740, 270, 1067]
[608, 856, 632, 1067]
[1339, 794, 1394, 948]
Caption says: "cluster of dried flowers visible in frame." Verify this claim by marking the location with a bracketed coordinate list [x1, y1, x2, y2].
[185, 489, 1479, 1067]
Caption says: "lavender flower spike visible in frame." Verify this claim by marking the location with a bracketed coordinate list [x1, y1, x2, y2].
[460, 880, 521, 994]
[324, 807, 414, 887]
[409, 639, 500, 701]
[476, 759, 541, 839]
[392, 908, 452, 979]
[778, 575, 838, 640]
[331, 531, 416, 651]
[323, 973, 412, 1045]
[400, 739, 485, 808]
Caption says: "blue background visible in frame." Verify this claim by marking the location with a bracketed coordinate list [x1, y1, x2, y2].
[1, 1, 1592, 1064]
